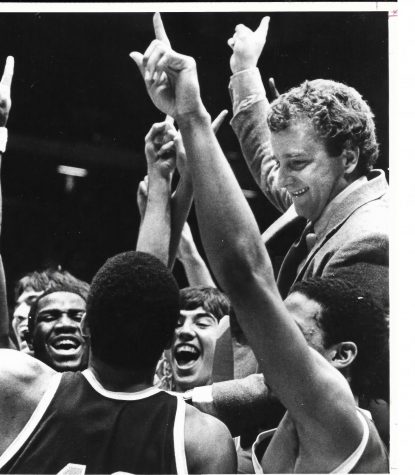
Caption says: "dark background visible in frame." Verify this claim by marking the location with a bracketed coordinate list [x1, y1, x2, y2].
[0, 11, 388, 298]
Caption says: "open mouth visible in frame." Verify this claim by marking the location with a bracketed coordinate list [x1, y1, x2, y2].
[290, 186, 309, 197]
[174, 344, 201, 369]
[50, 336, 82, 355]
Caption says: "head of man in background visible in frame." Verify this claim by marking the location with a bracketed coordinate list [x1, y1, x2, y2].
[287, 277, 389, 405]
[268, 79, 379, 223]
[26, 281, 90, 372]
[168, 286, 231, 392]
[12, 268, 90, 354]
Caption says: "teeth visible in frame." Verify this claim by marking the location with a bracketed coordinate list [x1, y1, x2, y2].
[291, 187, 308, 196]
[53, 338, 79, 349]
[176, 345, 198, 354]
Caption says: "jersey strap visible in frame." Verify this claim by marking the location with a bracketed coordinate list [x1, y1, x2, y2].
[0, 372, 62, 470]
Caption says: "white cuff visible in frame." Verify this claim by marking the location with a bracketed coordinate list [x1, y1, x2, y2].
[0, 127, 8, 153]
[191, 384, 214, 412]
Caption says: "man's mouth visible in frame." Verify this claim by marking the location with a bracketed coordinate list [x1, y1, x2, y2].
[174, 344, 201, 369]
[290, 186, 309, 197]
[49, 336, 82, 355]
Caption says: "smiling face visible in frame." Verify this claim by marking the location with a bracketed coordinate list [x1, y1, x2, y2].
[170, 307, 219, 392]
[12, 288, 43, 353]
[31, 291, 89, 372]
[270, 122, 349, 222]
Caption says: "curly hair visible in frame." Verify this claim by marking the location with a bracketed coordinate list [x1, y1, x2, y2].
[267, 79, 379, 176]
[291, 277, 389, 402]
[86, 251, 180, 378]
[14, 267, 89, 303]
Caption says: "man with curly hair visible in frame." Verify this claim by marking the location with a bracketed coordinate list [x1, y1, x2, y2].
[227, 18, 388, 309]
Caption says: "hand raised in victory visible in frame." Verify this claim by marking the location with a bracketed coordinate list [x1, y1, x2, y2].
[130, 13, 203, 119]
[228, 17, 270, 74]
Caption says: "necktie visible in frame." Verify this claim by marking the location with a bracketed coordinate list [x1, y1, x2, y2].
[277, 222, 315, 299]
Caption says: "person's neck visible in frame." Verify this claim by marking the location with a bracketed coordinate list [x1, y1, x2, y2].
[88, 355, 154, 393]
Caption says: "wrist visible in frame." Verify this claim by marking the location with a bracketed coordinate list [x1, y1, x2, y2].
[232, 61, 258, 74]
[176, 106, 210, 130]
[147, 166, 174, 182]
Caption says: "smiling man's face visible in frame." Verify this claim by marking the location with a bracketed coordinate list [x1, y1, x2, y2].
[170, 307, 219, 392]
[31, 291, 89, 372]
[270, 122, 348, 223]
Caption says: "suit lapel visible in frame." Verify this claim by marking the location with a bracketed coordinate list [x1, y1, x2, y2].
[294, 170, 388, 283]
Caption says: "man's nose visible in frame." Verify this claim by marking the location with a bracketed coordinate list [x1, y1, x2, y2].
[55, 313, 79, 330]
[177, 321, 196, 340]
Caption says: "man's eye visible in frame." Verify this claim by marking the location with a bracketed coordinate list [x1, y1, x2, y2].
[37, 312, 56, 322]
[290, 161, 308, 171]
[70, 312, 85, 321]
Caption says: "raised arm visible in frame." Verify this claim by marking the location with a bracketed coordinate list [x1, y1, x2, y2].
[228, 18, 292, 212]
[131, 13, 363, 456]
[0, 57, 14, 349]
[176, 222, 216, 287]
[136, 121, 176, 265]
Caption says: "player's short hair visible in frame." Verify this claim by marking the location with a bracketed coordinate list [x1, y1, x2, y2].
[86, 251, 180, 376]
[267, 79, 379, 176]
[14, 268, 89, 303]
[27, 282, 90, 340]
[179, 286, 231, 321]
[291, 277, 389, 402]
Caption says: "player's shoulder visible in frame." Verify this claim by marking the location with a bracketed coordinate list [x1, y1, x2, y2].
[0, 348, 55, 394]
[184, 403, 236, 474]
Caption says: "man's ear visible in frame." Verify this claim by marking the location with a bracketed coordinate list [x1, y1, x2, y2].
[341, 145, 359, 176]
[80, 314, 90, 338]
[329, 341, 358, 370]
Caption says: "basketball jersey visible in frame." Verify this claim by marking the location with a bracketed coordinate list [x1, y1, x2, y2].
[0, 369, 188, 474]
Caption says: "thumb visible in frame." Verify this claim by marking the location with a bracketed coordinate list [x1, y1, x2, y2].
[256, 16, 270, 39]
[129, 51, 145, 77]
[212, 109, 229, 134]
[1, 56, 14, 88]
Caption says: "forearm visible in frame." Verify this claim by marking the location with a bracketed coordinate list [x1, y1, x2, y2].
[230, 69, 291, 212]
[136, 172, 172, 265]
[168, 173, 193, 269]
[192, 374, 284, 437]
[179, 247, 215, 287]
[178, 111, 270, 294]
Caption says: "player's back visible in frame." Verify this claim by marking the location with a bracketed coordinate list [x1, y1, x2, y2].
[0, 369, 187, 474]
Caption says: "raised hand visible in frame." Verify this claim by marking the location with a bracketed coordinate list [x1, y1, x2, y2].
[130, 13, 203, 118]
[144, 119, 177, 178]
[0, 56, 14, 127]
[228, 17, 270, 74]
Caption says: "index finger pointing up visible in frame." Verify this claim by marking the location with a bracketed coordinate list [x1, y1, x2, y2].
[256, 16, 270, 39]
[1, 56, 14, 88]
[153, 12, 171, 47]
